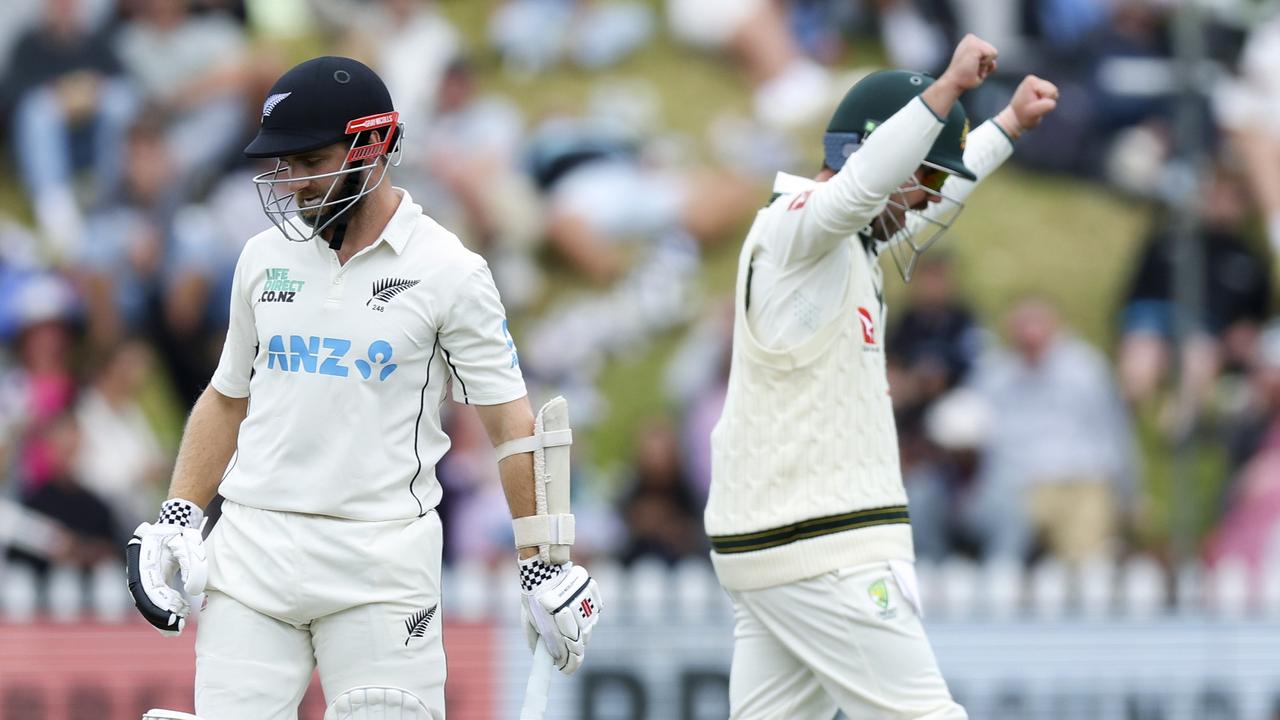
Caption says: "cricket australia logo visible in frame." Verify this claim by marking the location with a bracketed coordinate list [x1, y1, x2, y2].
[868, 578, 897, 620]
[403, 604, 438, 646]
[262, 92, 291, 118]
[368, 277, 419, 312]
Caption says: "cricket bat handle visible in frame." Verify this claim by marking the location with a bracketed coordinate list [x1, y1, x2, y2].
[519, 643, 554, 720]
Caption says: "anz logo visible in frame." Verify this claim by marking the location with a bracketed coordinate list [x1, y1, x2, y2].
[265, 335, 398, 381]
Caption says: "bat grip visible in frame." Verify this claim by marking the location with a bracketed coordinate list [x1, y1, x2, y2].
[519, 642, 554, 720]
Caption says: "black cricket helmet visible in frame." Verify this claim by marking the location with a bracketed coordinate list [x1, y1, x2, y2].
[246, 56, 404, 244]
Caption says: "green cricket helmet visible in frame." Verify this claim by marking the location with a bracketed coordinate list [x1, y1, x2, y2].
[823, 70, 974, 282]
[823, 69, 975, 181]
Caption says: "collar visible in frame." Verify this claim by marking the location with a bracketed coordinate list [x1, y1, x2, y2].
[377, 187, 419, 255]
[773, 171, 818, 194]
[773, 171, 878, 250]
[317, 187, 419, 255]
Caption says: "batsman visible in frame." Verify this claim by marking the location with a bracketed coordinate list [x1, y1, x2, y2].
[705, 35, 1058, 718]
[124, 56, 601, 719]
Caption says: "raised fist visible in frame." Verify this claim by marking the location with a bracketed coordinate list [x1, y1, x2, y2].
[1008, 74, 1060, 131]
[940, 34, 998, 92]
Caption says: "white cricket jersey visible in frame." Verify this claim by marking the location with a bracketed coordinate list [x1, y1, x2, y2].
[707, 98, 1014, 590]
[747, 109, 1015, 349]
[210, 188, 526, 521]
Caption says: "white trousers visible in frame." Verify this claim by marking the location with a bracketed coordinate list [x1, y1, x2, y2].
[727, 560, 966, 720]
[194, 501, 446, 720]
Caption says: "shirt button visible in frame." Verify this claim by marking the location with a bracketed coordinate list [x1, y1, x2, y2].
[334, 276, 344, 285]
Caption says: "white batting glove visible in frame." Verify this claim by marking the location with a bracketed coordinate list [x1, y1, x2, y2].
[519, 557, 602, 675]
[125, 499, 208, 636]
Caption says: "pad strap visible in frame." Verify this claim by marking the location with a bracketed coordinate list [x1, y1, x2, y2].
[513, 514, 576, 549]
[495, 429, 572, 461]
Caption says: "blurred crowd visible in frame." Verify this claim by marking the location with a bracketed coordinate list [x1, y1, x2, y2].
[2, 0, 1280, 610]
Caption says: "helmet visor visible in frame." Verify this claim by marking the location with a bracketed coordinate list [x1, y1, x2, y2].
[244, 128, 344, 159]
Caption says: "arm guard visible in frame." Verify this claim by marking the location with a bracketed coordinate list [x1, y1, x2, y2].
[495, 396, 575, 564]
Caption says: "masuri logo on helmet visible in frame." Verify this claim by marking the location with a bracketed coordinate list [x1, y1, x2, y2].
[345, 112, 400, 163]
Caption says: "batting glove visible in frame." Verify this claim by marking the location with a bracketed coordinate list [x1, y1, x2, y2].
[519, 557, 602, 675]
[126, 499, 208, 636]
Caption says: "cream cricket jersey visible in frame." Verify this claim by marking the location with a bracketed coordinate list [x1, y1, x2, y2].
[706, 99, 1013, 591]
[748, 117, 1015, 350]
[210, 189, 526, 521]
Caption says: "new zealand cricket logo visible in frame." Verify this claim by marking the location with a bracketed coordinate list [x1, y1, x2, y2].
[368, 277, 419, 312]
[404, 604, 438, 645]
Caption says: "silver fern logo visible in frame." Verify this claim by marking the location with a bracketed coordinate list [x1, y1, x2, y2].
[368, 277, 419, 312]
[262, 92, 292, 118]
[404, 604, 437, 645]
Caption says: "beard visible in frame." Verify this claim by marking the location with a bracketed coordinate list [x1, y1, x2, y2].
[869, 200, 909, 243]
[296, 170, 367, 232]
[868, 191, 930, 243]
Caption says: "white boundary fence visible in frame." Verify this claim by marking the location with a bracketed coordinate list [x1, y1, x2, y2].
[7, 556, 1280, 719]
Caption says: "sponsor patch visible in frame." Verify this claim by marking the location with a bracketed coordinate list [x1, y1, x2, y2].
[857, 306, 877, 346]
[260, 267, 306, 303]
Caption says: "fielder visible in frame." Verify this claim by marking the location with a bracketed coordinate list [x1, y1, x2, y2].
[124, 56, 602, 720]
[705, 35, 1058, 718]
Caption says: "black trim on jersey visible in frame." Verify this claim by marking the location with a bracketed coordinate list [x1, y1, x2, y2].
[213, 342, 258, 500]
[220, 389, 248, 485]
[709, 505, 910, 555]
[859, 231, 876, 256]
[441, 347, 469, 404]
[743, 190, 789, 314]
[408, 338, 440, 517]
[220, 447, 241, 485]
[858, 232, 886, 310]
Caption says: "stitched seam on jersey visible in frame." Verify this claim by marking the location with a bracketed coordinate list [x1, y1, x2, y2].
[408, 338, 440, 517]
[218, 376, 251, 485]
[709, 506, 910, 554]
[441, 347, 469, 405]
[220, 450, 241, 485]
